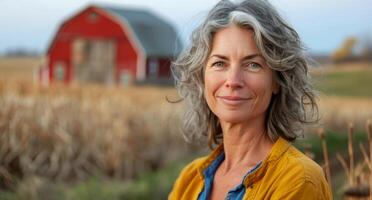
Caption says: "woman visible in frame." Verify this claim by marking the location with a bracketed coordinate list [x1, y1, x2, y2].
[169, 0, 332, 199]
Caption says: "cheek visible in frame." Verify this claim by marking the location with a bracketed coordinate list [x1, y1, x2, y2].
[204, 74, 215, 105]
[204, 72, 224, 111]
[251, 76, 275, 104]
[204, 72, 219, 95]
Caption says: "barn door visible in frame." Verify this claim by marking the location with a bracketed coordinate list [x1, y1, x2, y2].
[72, 38, 116, 84]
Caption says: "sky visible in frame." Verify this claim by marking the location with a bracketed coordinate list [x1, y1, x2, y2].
[0, 0, 371, 55]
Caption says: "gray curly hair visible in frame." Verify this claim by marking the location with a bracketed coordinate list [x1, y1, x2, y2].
[172, 0, 319, 148]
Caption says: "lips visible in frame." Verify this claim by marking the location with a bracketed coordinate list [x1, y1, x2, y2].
[218, 96, 250, 100]
[217, 95, 251, 106]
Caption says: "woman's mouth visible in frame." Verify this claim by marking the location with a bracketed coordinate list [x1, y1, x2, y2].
[217, 96, 251, 105]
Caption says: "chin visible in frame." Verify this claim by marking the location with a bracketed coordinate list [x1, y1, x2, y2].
[217, 113, 250, 124]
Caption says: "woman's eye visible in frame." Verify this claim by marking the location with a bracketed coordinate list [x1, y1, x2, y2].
[245, 62, 262, 72]
[211, 61, 225, 68]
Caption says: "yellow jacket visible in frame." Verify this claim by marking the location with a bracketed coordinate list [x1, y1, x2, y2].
[168, 137, 332, 200]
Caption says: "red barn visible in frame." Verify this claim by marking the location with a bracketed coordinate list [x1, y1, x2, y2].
[43, 4, 182, 85]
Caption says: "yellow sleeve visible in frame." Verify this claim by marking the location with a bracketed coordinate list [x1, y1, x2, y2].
[271, 179, 332, 200]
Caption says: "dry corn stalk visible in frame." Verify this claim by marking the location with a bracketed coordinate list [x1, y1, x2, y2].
[367, 119, 372, 200]
[337, 153, 350, 181]
[318, 128, 331, 184]
[343, 120, 372, 199]
[349, 123, 355, 186]
[359, 143, 370, 169]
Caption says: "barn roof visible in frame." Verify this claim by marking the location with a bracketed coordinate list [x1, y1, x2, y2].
[101, 6, 183, 58]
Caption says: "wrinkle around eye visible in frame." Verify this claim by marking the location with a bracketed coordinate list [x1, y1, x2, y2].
[244, 62, 262, 72]
[209, 61, 227, 69]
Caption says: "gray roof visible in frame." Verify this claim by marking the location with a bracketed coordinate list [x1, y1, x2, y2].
[101, 6, 183, 58]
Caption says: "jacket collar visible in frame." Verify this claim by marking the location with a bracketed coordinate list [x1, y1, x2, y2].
[242, 137, 290, 187]
[196, 143, 224, 179]
[195, 137, 291, 185]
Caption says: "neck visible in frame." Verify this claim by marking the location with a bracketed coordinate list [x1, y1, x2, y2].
[220, 118, 274, 173]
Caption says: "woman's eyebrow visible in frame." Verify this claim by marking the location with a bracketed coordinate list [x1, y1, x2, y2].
[208, 54, 228, 60]
[242, 53, 263, 61]
[208, 53, 263, 60]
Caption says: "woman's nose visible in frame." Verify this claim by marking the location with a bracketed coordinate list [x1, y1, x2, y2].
[225, 65, 243, 89]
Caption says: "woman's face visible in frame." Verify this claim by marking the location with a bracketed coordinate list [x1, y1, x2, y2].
[204, 25, 277, 124]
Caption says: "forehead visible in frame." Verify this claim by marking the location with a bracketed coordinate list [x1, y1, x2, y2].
[210, 25, 259, 55]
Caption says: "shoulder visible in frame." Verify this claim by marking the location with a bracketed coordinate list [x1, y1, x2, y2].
[168, 156, 208, 200]
[284, 145, 325, 181]
[271, 144, 332, 199]
[176, 156, 207, 181]
[173, 144, 224, 183]
[169, 145, 224, 199]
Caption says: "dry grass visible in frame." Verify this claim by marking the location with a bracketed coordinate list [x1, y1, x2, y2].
[0, 80, 188, 188]
[318, 96, 372, 132]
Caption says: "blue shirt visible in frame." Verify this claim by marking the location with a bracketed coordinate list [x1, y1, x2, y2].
[198, 152, 262, 200]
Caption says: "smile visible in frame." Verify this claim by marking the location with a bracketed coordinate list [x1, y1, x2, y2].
[217, 96, 251, 105]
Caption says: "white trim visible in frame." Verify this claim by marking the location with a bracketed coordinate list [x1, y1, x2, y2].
[41, 56, 50, 86]
[94, 7, 147, 81]
[41, 67, 50, 87]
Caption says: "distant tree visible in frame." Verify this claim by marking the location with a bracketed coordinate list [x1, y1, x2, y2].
[331, 37, 357, 63]
[4, 48, 40, 57]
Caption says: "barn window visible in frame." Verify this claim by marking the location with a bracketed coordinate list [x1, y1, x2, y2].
[119, 69, 133, 85]
[149, 59, 158, 78]
[54, 62, 66, 81]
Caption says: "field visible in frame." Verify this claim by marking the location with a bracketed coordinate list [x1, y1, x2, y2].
[0, 57, 41, 81]
[0, 57, 372, 199]
[313, 62, 372, 97]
